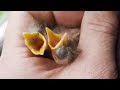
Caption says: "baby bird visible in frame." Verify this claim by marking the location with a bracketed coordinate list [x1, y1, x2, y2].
[46, 26, 80, 64]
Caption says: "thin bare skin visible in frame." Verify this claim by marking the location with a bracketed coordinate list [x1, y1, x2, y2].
[0, 11, 118, 79]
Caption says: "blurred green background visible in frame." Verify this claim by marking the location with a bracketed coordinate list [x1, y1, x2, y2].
[0, 11, 8, 55]
[0, 11, 8, 24]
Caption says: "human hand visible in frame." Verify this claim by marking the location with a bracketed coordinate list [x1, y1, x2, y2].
[0, 11, 118, 79]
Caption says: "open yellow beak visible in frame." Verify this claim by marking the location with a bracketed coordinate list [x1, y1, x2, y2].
[46, 27, 68, 50]
[46, 27, 70, 64]
[23, 32, 47, 55]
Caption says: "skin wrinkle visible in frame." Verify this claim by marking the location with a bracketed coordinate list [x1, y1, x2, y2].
[87, 15, 118, 35]
[79, 33, 115, 60]
[88, 22, 117, 36]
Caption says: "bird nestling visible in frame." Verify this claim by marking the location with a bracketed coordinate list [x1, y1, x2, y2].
[23, 24, 80, 65]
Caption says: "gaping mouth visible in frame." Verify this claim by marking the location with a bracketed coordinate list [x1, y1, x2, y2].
[46, 27, 61, 48]
[23, 32, 47, 55]
[46, 27, 68, 50]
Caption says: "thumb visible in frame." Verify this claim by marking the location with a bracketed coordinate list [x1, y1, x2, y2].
[79, 11, 119, 59]
[74, 11, 119, 78]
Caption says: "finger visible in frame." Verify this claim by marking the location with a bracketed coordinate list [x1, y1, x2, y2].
[78, 11, 119, 63]
[53, 11, 84, 28]
[29, 11, 55, 25]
